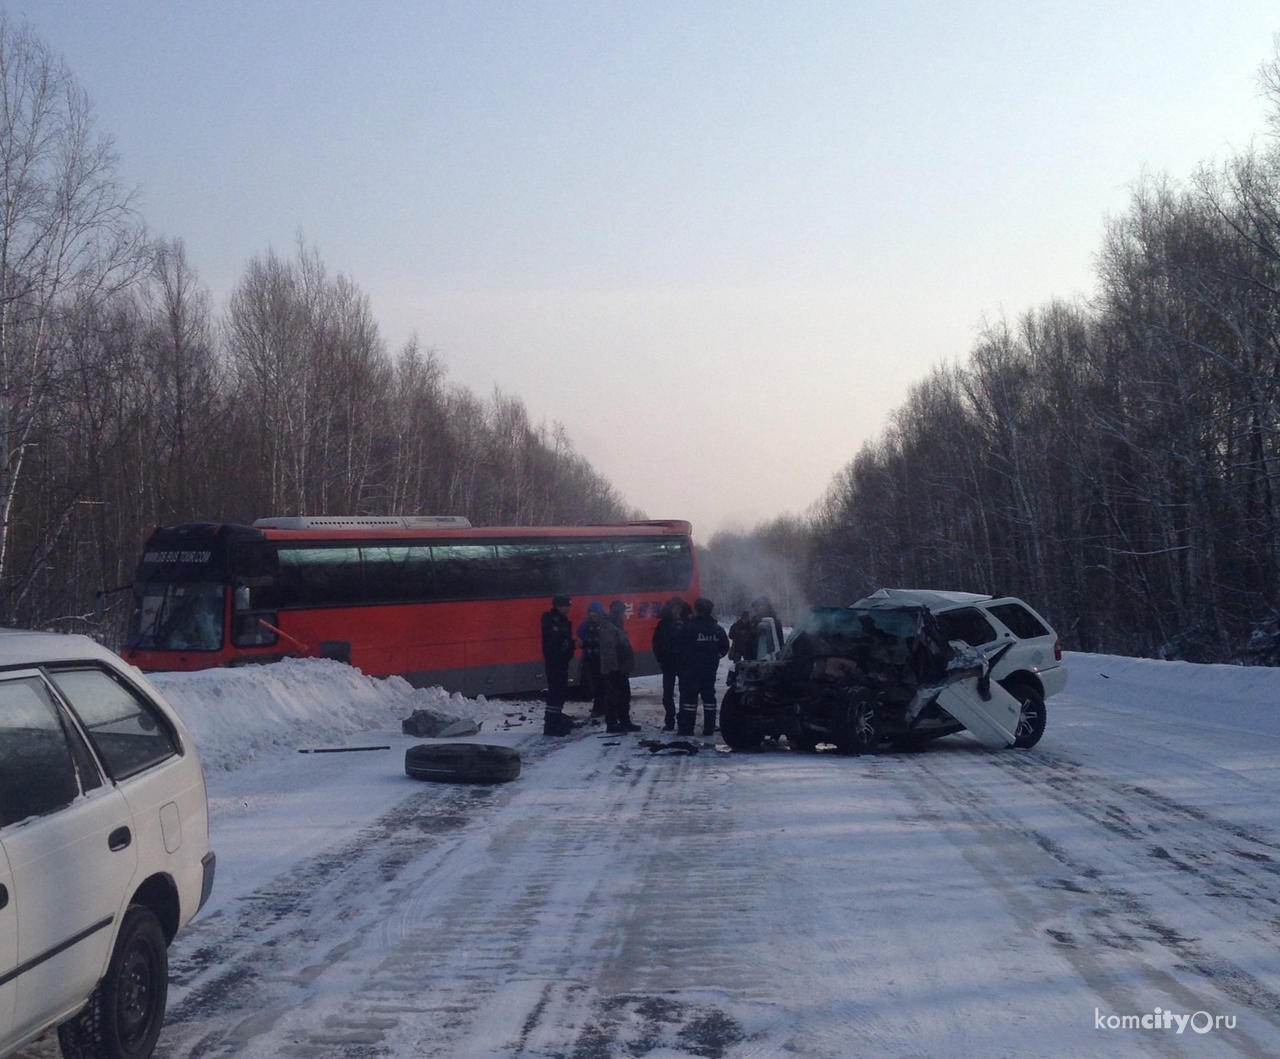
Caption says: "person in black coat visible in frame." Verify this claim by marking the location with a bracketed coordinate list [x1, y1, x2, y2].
[727, 610, 753, 662]
[678, 597, 729, 736]
[541, 595, 576, 736]
[737, 596, 785, 663]
[652, 597, 691, 731]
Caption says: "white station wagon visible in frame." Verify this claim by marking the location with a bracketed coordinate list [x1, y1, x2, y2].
[0, 631, 213, 1059]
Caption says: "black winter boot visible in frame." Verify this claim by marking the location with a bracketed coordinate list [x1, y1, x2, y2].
[702, 708, 717, 736]
[543, 710, 573, 736]
[676, 706, 697, 737]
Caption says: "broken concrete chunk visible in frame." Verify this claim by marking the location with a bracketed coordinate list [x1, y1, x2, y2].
[436, 718, 482, 738]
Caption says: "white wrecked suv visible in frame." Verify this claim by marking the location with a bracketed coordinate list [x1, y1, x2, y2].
[721, 589, 1066, 753]
[0, 632, 214, 1059]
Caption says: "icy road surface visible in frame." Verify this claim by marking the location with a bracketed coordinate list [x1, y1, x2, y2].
[22, 653, 1280, 1058]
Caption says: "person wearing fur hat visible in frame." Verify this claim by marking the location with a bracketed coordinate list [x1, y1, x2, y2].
[541, 594, 576, 736]
[677, 597, 729, 736]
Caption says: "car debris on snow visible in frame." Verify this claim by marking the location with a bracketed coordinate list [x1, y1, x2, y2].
[402, 707, 480, 738]
[638, 738, 703, 755]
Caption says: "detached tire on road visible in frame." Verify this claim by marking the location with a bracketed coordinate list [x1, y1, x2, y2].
[405, 743, 521, 784]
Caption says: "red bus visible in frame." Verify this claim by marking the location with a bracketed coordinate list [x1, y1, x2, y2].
[121, 516, 700, 697]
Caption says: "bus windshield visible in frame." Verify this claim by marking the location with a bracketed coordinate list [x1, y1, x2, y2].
[127, 581, 225, 651]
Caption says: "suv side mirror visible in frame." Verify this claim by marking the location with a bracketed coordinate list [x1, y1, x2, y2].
[756, 618, 781, 660]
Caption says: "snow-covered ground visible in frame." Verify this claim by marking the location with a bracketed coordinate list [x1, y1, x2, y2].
[19, 651, 1280, 1058]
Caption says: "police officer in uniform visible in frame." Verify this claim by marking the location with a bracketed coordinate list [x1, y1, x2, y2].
[652, 597, 691, 731]
[678, 597, 729, 736]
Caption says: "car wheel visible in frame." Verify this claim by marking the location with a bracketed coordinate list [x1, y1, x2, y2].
[718, 689, 763, 750]
[58, 905, 168, 1059]
[1004, 683, 1047, 749]
[833, 692, 880, 755]
[404, 743, 521, 783]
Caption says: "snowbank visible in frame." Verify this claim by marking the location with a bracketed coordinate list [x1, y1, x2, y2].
[1065, 651, 1280, 739]
[148, 658, 517, 772]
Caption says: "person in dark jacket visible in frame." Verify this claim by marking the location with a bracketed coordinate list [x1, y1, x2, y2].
[541, 594, 576, 736]
[727, 610, 753, 663]
[678, 597, 730, 736]
[737, 597, 785, 663]
[577, 601, 607, 716]
[598, 600, 640, 732]
[652, 597, 691, 731]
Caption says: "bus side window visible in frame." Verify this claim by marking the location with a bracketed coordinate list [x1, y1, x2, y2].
[233, 541, 281, 608]
[275, 546, 363, 606]
[433, 544, 500, 600]
[653, 537, 694, 591]
[556, 541, 617, 595]
[611, 540, 648, 591]
[232, 612, 278, 647]
[496, 543, 559, 598]
[362, 546, 434, 603]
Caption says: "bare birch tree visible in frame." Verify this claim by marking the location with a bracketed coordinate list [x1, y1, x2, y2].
[0, 15, 145, 610]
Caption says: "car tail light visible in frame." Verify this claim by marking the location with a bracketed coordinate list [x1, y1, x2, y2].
[1053, 638, 1062, 662]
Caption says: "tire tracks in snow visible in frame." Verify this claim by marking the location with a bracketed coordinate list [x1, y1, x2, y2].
[887, 747, 1280, 1057]
[151, 716, 761, 1059]
[250, 735, 761, 1059]
[153, 739, 558, 1058]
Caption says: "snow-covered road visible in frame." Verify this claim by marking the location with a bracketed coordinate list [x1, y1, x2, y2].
[21, 653, 1280, 1057]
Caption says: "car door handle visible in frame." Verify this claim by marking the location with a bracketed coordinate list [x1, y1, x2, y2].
[108, 826, 132, 852]
[0, 884, 7, 910]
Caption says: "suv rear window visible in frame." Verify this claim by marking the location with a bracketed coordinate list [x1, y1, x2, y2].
[934, 607, 998, 647]
[49, 668, 179, 780]
[986, 603, 1049, 639]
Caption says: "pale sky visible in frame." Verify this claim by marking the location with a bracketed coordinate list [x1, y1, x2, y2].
[17, 1, 1280, 540]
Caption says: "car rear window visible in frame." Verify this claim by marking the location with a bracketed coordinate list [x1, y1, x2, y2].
[48, 667, 179, 780]
[0, 677, 82, 826]
[986, 603, 1050, 639]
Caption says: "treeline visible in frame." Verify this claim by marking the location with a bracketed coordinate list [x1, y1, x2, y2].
[698, 515, 810, 623]
[0, 18, 635, 638]
[729, 43, 1280, 662]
